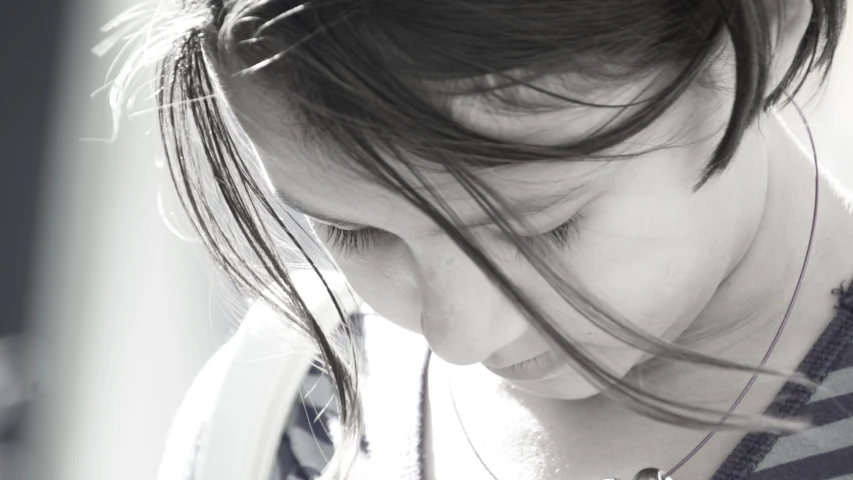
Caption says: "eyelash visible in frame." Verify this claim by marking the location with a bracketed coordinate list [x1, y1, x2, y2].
[318, 212, 586, 256]
[323, 225, 384, 254]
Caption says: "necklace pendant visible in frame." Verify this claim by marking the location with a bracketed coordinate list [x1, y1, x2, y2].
[602, 468, 672, 480]
[632, 468, 671, 480]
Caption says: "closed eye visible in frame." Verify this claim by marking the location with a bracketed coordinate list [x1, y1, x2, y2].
[319, 224, 389, 255]
[507, 211, 584, 260]
[313, 212, 585, 256]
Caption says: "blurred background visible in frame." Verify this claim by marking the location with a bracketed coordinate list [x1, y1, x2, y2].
[1, 1, 852, 479]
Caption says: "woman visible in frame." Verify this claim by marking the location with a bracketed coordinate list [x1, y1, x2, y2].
[105, 1, 851, 479]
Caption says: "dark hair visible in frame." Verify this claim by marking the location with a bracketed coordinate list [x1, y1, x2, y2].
[102, 1, 846, 478]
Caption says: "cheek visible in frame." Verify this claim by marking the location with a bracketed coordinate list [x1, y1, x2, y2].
[542, 207, 733, 349]
[509, 344, 648, 400]
[581, 242, 723, 341]
[518, 220, 732, 400]
[330, 249, 424, 333]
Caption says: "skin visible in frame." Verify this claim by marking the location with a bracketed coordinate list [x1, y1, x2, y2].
[222, 2, 853, 477]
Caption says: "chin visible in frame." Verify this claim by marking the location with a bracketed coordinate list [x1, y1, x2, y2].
[506, 354, 646, 401]
[505, 366, 605, 400]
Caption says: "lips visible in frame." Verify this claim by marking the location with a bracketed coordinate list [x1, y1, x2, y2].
[484, 349, 565, 381]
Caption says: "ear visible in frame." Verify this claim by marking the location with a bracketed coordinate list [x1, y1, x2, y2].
[764, 0, 814, 99]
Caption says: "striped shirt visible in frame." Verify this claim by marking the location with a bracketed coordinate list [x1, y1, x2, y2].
[274, 281, 853, 480]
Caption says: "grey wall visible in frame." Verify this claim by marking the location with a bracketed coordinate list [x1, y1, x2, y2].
[1, 0, 66, 477]
[1, 0, 64, 337]
[21, 1, 234, 479]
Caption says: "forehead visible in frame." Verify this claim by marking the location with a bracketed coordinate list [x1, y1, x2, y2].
[252, 131, 616, 234]
[224, 58, 676, 155]
[444, 70, 666, 146]
[223, 70, 683, 230]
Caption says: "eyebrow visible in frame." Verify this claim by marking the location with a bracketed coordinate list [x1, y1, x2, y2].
[275, 183, 589, 232]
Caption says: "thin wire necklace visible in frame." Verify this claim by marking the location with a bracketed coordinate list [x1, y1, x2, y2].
[444, 93, 821, 480]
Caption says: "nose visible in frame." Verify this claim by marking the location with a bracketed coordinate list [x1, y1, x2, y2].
[408, 236, 525, 365]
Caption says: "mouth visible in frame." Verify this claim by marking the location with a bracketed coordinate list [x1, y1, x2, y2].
[483, 349, 567, 381]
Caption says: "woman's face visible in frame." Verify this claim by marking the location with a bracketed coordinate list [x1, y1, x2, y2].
[229, 71, 770, 400]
